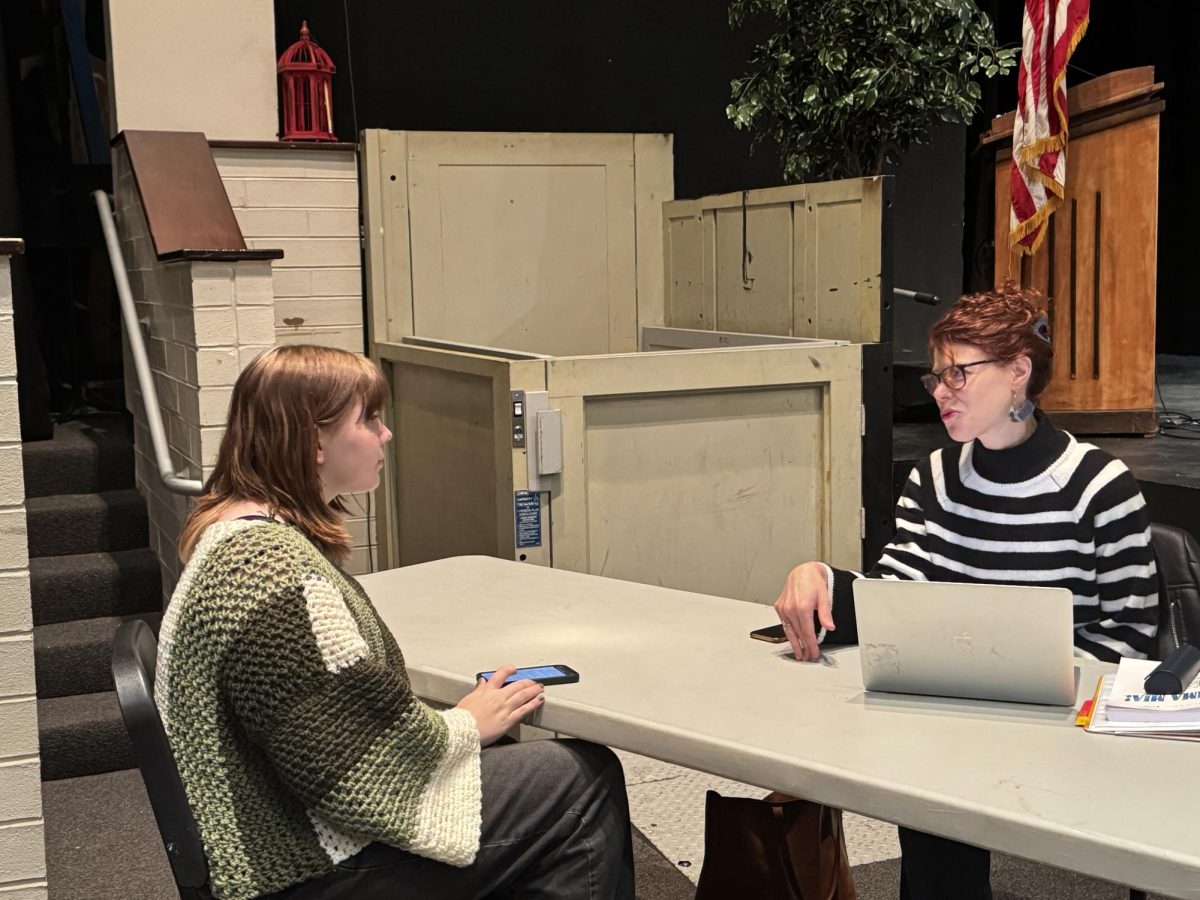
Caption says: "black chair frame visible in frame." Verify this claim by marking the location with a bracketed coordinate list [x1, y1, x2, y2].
[112, 619, 212, 900]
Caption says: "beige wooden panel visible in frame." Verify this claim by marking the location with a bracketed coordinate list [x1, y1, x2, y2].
[391, 360, 501, 566]
[363, 131, 414, 567]
[639, 327, 825, 351]
[796, 177, 885, 343]
[581, 386, 825, 603]
[667, 206, 700, 328]
[361, 129, 413, 348]
[406, 132, 638, 356]
[663, 205, 709, 329]
[548, 343, 863, 602]
[714, 202, 794, 335]
[634, 133, 675, 329]
[378, 341, 550, 568]
[664, 178, 885, 343]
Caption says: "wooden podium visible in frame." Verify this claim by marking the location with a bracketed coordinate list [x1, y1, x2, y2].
[983, 68, 1163, 435]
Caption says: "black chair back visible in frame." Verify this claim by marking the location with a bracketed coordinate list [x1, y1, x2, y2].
[1149, 523, 1200, 661]
[111, 619, 212, 900]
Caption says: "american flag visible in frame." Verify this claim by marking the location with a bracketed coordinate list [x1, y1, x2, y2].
[1009, 0, 1090, 255]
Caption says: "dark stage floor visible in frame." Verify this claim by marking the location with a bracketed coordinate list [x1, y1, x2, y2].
[893, 355, 1200, 537]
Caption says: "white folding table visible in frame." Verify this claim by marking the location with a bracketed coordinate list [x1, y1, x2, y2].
[361, 556, 1198, 898]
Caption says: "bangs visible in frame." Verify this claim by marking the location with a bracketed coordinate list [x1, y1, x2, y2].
[287, 347, 389, 426]
[354, 354, 389, 417]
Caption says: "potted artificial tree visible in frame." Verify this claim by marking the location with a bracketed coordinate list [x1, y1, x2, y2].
[727, 0, 1017, 181]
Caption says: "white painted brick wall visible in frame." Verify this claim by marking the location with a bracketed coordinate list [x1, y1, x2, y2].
[0, 448, 25, 508]
[116, 145, 378, 588]
[248, 237, 359, 268]
[0, 319, 16, 378]
[0, 636, 35, 696]
[116, 142, 299, 592]
[0, 698, 37, 759]
[0, 574, 32, 634]
[0, 383, 19, 445]
[214, 147, 377, 575]
[0, 759, 42, 820]
[274, 327, 364, 355]
[235, 307, 275, 345]
[0, 820, 48, 888]
[0, 254, 46, 894]
[116, 151, 213, 594]
[243, 179, 358, 209]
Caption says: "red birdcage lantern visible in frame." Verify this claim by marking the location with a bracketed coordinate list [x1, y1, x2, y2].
[277, 21, 337, 141]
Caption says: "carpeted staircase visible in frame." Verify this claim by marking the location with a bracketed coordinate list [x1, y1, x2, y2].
[25, 415, 177, 899]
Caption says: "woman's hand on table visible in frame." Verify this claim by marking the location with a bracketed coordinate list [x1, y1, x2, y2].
[774, 561, 834, 662]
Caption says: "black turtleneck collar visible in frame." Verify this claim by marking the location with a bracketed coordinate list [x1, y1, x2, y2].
[968, 410, 1070, 484]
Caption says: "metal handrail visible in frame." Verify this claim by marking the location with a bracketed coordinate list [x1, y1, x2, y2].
[94, 191, 204, 496]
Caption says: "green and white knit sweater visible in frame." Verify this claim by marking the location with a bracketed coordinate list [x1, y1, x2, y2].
[155, 520, 481, 899]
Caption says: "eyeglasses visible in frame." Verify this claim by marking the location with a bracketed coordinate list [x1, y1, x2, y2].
[920, 359, 999, 395]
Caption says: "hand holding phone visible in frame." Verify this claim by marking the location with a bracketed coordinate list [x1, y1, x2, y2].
[476, 664, 580, 686]
[456, 664, 546, 747]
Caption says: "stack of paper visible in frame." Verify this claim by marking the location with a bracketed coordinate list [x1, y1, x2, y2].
[1082, 658, 1200, 741]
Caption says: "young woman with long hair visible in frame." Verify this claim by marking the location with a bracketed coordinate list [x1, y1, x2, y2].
[158, 345, 634, 900]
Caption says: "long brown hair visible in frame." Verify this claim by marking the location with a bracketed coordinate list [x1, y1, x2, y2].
[929, 282, 1054, 400]
[179, 345, 388, 563]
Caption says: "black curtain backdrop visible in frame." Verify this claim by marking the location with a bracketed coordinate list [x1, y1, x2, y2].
[274, 1, 784, 199]
[274, 0, 1194, 356]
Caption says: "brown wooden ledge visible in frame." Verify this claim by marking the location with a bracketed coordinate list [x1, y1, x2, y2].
[208, 139, 358, 152]
[160, 248, 284, 263]
[0, 238, 25, 256]
[115, 130, 285, 263]
[980, 67, 1164, 157]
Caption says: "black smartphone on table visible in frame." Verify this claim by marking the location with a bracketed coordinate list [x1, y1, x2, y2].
[750, 624, 788, 643]
[476, 664, 580, 685]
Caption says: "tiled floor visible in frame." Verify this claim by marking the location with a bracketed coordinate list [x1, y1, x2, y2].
[618, 749, 901, 884]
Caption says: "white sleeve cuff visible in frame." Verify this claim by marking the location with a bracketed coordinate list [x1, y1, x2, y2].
[816, 562, 835, 646]
[408, 707, 483, 867]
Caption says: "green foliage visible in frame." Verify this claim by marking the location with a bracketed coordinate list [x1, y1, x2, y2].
[727, 0, 1018, 181]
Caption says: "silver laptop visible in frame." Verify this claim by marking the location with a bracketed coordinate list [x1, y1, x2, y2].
[853, 579, 1077, 706]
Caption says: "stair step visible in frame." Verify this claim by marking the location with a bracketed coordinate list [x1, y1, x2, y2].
[38, 691, 135, 780]
[42, 768, 175, 900]
[20, 415, 134, 498]
[35, 613, 162, 699]
[30, 548, 162, 626]
[24, 489, 149, 558]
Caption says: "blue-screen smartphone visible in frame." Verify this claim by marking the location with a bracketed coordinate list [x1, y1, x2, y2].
[476, 664, 580, 686]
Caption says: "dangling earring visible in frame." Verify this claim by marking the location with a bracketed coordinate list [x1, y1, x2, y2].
[1008, 390, 1034, 423]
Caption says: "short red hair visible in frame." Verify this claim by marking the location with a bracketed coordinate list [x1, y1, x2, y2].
[929, 282, 1054, 400]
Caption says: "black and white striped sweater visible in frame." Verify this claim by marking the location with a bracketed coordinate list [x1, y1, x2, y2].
[825, 413, 1159, 662]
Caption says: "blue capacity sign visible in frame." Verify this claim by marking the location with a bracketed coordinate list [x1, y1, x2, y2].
[514, 491, 542, 548]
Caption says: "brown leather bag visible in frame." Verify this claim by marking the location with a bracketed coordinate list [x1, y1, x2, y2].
[694, 791, 857, 900]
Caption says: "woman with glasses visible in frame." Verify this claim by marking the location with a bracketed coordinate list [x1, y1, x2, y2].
[773, 283, 1158, 899]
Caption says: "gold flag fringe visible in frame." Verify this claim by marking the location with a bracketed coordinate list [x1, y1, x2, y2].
[1009, 12, 1090, 257]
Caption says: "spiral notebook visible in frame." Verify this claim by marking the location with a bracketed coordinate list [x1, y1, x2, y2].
[1083, 674, 1200, 741]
